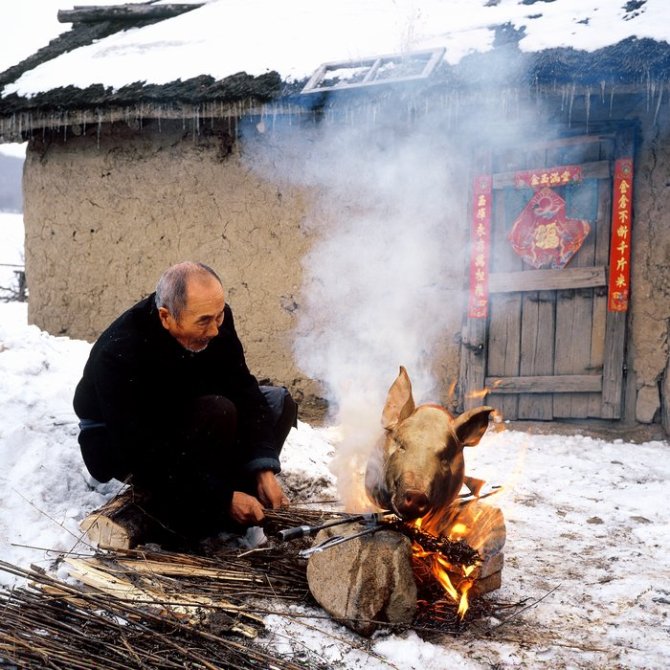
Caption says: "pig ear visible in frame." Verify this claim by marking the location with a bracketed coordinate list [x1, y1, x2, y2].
[453, 406, 494, 446]
[381, 366, 416, 429]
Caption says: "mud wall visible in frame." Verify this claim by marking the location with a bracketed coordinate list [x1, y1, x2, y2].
[21, 119, 469, 419]
[23, 120, 323, 409]
[630, 114, 670, 429]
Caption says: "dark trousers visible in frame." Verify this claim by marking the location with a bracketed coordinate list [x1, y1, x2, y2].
[79, 386, 297, 539]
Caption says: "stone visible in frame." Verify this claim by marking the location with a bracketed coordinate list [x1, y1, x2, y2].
[306, 523, 417, 637]
[636, 383, 660, 424]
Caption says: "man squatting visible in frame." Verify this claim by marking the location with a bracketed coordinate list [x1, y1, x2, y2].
[74, 261, 297, 540]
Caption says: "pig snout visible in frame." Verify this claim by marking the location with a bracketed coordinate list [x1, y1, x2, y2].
[395, 487, 430, 518]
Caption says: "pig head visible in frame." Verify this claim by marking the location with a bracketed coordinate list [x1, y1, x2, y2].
[365, 366, 494, 520]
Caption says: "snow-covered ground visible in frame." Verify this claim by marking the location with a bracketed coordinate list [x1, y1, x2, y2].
[1, 283, 669, 667]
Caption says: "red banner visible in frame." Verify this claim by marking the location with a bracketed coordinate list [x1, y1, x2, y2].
[514, 165, 582, 189]
[468, 175, 492, 319]
[608, 158, 634, 311]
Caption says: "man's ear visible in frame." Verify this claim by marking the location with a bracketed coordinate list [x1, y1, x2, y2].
[158, 306, 172, 330]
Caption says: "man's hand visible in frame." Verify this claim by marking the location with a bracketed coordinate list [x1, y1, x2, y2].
[256, 470, 290, 509]
[229, 491, 265, 525]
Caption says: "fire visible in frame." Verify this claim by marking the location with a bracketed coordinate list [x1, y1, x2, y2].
[410, 518, 475, 619]
[465, 380, 504, 403]
[465, 387, 489, 400]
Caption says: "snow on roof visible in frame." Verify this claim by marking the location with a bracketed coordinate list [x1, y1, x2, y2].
[3, 0, 670, 98]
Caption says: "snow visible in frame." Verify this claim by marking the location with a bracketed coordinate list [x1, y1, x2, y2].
[2, 2, 670, 666]
[3, 0, 670, 97]
[0, 0, 159, 73]
[1, 276, 669, 666]
[0, 142, 27, 159]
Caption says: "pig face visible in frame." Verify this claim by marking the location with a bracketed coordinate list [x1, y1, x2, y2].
[365, 366, 493, 520]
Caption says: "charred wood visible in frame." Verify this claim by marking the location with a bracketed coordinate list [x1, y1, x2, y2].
[389, 520, 481, 566]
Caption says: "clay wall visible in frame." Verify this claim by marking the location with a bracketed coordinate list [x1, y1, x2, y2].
[22, 119, 468, 418]
[629, 115, 670, 428]
[22, 121, 323, 409]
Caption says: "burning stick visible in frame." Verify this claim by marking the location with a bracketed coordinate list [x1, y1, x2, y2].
[275, 510, 480, 567]
[389, 520, 481, 567]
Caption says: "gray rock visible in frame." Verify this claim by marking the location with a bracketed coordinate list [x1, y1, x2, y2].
[636, 383, 660, 423]
[306, 523, 417, 636]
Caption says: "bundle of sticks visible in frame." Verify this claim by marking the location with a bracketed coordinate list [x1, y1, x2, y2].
[0, 507, 484, 668]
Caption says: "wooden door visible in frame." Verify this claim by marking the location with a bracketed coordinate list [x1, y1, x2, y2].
[460, 129, 632, 420]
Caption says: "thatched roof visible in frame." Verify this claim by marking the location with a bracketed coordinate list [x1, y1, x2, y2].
[1, 1, 668, 142]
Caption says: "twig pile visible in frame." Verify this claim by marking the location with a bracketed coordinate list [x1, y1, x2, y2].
[0, 508, 496, 668]
[0, 555, 322, 670]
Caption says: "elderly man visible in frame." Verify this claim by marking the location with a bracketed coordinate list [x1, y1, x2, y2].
[74, 261, 296, 539]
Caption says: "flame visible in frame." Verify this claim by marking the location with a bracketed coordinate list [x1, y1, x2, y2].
[446, 380, 457, 404]
[491, 409, 506, 432]
[465, 387, 489, 400]
[410, 517, 475, 620]
[449, 522, 468, 537]
[465, 380, 504, 402]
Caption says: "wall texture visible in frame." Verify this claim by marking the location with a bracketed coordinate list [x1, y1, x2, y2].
[630, 115, 670, 426]
[23, 121, 327, 412]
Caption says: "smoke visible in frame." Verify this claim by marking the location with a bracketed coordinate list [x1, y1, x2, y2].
[241, 69, 544, 509]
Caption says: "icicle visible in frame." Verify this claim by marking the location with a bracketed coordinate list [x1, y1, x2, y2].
[96, 109, 102, 149]
[584, 87, 591, 132]
[652, 84, 664, 127]
[567, 83, 576, 127]
[600, 80, 606, 104]
[609, 87, 615, 118]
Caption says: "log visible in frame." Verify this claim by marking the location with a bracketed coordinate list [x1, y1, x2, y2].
[470, 570, 502, 598]
[422, 500, 507, 562]
[58, 3, 204, 24]
[79, 487, 155, 550]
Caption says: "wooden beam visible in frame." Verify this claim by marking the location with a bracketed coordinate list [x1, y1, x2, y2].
[484, 374, 603, 394]
[58, 3, 204, 24]
[489, 266, 607, 293]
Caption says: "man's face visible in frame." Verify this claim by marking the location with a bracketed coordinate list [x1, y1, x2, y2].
[158, 276, 225, 352]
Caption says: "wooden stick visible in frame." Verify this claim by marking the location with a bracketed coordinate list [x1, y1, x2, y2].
[57, 4, 204, 24]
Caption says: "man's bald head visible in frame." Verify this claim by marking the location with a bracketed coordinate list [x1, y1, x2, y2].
[155, 262, 222, 320]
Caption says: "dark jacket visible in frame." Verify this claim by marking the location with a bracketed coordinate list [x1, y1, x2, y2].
[73, 294, 278, 490]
